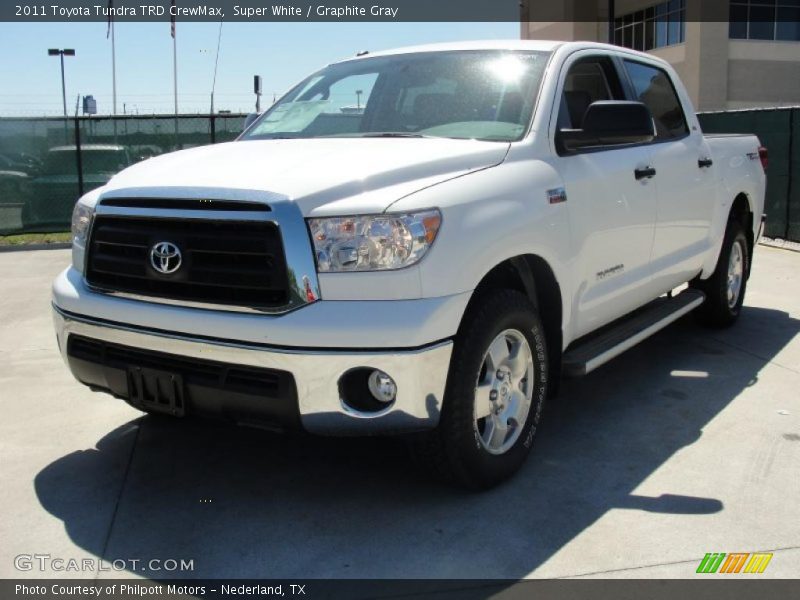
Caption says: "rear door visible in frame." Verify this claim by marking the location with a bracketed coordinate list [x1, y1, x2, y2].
[550, 51, 658, 338]
[621, 59, 717, 291]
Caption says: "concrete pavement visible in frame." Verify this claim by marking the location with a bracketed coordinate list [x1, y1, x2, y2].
[1, 246, 798, 579]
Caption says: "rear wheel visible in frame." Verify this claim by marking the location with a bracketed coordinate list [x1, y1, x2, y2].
[410, 289, 548, 489]
[691, 219, 749, 327]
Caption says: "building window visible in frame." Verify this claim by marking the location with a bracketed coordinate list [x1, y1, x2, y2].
[613, 0, 686, 51]
[730, 1, 800, 41]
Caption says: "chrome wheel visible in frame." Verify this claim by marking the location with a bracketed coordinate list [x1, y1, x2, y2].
[473, 329, 535, 455]
[727, 240, 744, 308]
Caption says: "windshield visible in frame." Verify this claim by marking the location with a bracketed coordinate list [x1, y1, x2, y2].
[241, 50, 550, 143]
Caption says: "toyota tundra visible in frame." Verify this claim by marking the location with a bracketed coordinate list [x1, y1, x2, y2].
[53, 41, 767, 488]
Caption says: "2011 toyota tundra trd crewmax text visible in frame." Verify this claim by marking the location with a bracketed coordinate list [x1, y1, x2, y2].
[53, 41, 766, 488]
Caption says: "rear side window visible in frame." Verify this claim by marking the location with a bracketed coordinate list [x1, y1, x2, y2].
[623, 60, 688, 139]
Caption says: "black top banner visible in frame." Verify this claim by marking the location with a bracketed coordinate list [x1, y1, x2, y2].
[1, 0, 782, 23]
[5, 0, 521, 22]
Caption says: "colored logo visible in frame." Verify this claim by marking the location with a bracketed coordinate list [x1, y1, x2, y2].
[696, 552, 773, 574]
[547, 187, 567, 204]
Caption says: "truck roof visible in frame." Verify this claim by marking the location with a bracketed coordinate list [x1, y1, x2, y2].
[357, 39, 565, 58]
[338, 40, 669, 68]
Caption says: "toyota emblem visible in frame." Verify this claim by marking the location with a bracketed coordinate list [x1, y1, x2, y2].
[149, 241, 182, 274]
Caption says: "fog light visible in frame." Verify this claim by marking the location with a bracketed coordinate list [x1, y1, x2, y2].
[367, 370, 397, 403]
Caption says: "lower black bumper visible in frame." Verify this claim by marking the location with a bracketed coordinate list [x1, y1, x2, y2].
[66, 335, 301, 430]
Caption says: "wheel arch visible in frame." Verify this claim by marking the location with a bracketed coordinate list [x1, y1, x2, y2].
[701, 190, 756, 280]
[729, 192, 754, 277]
[461, 254, 564, 396]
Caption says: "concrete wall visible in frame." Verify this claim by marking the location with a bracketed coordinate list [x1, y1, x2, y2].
[523, 22, 606, 43]
[683, 21, 729, 111]
[727, 41, 800, 108]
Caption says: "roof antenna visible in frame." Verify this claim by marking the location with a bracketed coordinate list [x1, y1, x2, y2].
[356, 50, 369, 57]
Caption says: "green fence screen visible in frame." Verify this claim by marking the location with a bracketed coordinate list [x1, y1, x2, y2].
[698, 107, 798, 241]
[2, 110, 797, 241]
[0, 114, 246, 235]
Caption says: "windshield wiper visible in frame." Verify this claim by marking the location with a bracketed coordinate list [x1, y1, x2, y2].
[357, 132, 432, 139]
[247, 132, 437, 140]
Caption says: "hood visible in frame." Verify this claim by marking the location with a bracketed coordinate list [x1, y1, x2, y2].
[103, 138, 509, 216]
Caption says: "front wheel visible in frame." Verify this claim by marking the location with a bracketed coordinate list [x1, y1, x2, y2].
[410, 289, 548, 489]
[691, 219, 749, 327]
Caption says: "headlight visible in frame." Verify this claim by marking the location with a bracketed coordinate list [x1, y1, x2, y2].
[71, 201, 94, 246]
[308, 209, 441, 272]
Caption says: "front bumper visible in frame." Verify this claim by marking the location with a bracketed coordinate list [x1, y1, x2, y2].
[53, 266, 470, 349]
[53, 306, 453, 435]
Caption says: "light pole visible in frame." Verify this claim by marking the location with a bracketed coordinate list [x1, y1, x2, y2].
[608, 0, 616, 44]
[48, 48, 75, 117]
[254, 75, 262, 112]
[210, 21, 223, 114]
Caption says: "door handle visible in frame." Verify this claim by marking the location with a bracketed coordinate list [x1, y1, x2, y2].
[635, 166, 656, 180]
[698, 157, 714, 168]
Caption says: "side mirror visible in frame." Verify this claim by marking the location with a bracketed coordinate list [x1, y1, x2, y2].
[243, 112, 261, 131]
[558, 101, 655, 152]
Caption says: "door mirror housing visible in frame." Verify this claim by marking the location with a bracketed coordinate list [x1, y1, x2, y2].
[558, 101, 655, 152]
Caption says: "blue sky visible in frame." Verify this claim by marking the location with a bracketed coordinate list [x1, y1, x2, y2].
[0, 21, 520, 116]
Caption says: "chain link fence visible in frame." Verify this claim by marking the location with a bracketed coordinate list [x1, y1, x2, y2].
[698, 107, 798, 242]
[0, 114, 246, 235]
[2, 110, 797, 241]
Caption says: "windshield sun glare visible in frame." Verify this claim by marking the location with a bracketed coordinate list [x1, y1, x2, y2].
[242, 50, 549, 143]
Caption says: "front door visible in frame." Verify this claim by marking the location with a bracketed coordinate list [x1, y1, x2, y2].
[551, 53, 659, 338]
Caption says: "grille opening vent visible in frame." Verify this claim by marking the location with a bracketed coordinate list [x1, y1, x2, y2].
[86, 215, 289, 309]
[66, 335, 300, 429]
[100, 198, 271, 212]
[69, 335, 288, 394]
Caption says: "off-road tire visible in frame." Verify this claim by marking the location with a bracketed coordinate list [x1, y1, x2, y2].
[691, 219, 749, 327]
[409, 289, 548, 490]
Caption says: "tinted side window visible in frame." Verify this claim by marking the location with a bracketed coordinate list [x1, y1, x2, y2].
[558, 57, 625, 130]
[623, 60, 688, 139]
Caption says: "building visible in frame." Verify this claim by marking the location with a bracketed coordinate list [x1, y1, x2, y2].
[521, 0, 800, 111]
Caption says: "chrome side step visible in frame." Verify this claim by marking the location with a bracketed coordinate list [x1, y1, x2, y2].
[563, 289, 705, 377]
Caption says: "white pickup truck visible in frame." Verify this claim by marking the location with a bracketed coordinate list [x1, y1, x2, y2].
[53, 41, 766, 488]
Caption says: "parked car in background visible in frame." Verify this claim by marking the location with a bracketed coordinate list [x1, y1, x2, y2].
[130, 145, 163, 163]
[0, 152, 35, 232]
[24, 145, 131, 230]
[0, 169, 30, 204]
[0, 152, 41, 176]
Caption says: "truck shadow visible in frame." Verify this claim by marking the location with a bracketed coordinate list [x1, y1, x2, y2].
[33, 305, 799, 578]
